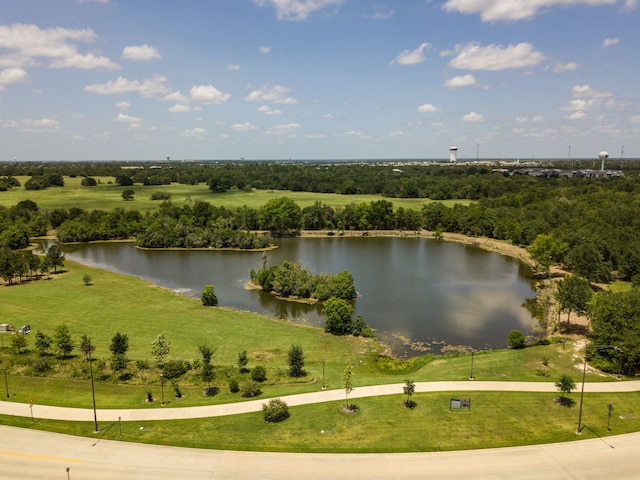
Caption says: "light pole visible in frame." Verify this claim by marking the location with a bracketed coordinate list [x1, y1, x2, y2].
[469, 352, 475, 381]
[160, 373, 165, 406]
[88, 355, 98, 433]
[4, 368, 9, 398]
[321, 359, 326, 390]
[577, 344, 618, 434]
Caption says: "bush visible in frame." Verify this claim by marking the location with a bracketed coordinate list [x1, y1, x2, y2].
[262, 398, 290, 423]
[251, 365, 267, 382]
[241, 381, 262, 398]
[201, 285, 218, 306]
[162, 359, 187, 380]
[136, 359, 150, 370]
[507, 330, 527, 349]
[151, 191, 171, 200]
[229, 378, 239, 393]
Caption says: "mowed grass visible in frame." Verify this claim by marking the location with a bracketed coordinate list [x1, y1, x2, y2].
[2, 391, 639, 452]
[0, 176, 468, 212]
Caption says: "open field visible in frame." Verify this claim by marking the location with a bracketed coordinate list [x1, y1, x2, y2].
[0, 176, 469, 212]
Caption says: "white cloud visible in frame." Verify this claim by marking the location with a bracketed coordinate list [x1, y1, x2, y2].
[259, 46, 271, 54]
[257, 105, 283, 115]
[562, 99, 596, 111]
[552, 61, 578, 73]
[245, 84, 297, 104]
[227, 63, 241, 71]
[254, 0, 343, 21]
[21, 117, 61, 131]
[0, 23, 119, 70]
[162, 91, 189, 104]
[443, 74, 477, 88]
[572, 84, 613, 99]
[306, 133, 326, 139]
[122, 44, 161, 61]
[85, 75, 170, 97]
[449, 42, 545, 70]
[231, 122, 259, 131]
[0, 67, 29, 89]
[417, 103, 440, 113]
[264, 123, 301, 135]
[322, 113, 333, 119]
[115, 101, 131, 110]
[114, 113, 142, 123]
[601, 37, 620, 48]
[366, 6, 394, 19]
[462, 112, 484, 122]
[391, 42, 431, 65]
[442, 0, 625, 23]
[168, 104, 191, 113]
[531, 115, 544, 122]
[515, 116, 529, 123]
[189, 85, 231, 104]
[567, 111, 588, 120]
[181, 127, 206, 137]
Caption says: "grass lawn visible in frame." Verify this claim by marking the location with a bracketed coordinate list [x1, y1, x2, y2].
[2, 391, 638, 452]
[0, 176, 469, 212]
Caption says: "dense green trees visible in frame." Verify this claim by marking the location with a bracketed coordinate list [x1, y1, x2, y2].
[250, 261, 357, 301]
[201, 285, 218, 306]
[287, 344, 305, 377]
[555, 275, 592, 326]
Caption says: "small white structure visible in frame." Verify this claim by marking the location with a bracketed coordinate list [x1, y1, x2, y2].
[449, 146, 458, 163]
[599, 151, 609, 171]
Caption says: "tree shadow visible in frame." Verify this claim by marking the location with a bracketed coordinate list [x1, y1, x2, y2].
[554, 396, 575, 407]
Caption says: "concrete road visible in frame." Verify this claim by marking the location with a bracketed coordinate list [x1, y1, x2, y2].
[1, 425, 639, 479]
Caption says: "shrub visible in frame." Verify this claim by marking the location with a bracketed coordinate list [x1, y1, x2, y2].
[251, 365, 267, 382]
[173, 385, 183, 398]
[229, 378, 239, 393]
[135, 359, 150, 370]
[201, 285, 218, 306]
[31, 356, 51, 374]
[146, 390, 153, 402]
[241, 381, 262, 398]
[162, 359, 187, 380]
[507, 330, 527, 349]
[262, 398, 290, 423]
[151, 191, 171, 200]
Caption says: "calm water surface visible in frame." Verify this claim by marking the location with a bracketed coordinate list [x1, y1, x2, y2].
[60, 237, 537, 358]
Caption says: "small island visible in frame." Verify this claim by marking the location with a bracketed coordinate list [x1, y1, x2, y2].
[249, 260, 357, 302]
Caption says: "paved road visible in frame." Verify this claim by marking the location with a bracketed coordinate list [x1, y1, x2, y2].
[1, 381, 639, 479]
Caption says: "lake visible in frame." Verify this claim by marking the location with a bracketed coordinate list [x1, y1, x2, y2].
[59, 236, 538, 358]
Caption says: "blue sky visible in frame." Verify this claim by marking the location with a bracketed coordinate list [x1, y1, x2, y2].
[0, 0, 638, 161]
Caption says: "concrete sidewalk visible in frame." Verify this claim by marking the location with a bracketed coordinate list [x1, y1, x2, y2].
[2, 380, 639, 422]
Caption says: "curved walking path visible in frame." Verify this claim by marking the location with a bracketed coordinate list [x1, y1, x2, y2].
[2, 380, 640, 479]
[2, 380, 640, 422]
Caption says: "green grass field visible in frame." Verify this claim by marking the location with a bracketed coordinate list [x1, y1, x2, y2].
[0, 176, 468, 212]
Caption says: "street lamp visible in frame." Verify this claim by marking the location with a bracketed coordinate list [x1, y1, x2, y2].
[469, 352, 475, 381]
[576, 344, 619, 434]
[4, 368, 9, 398]
[321, 359, 326, 390]
[160, 373, 165, 406]
[88, 356, 98, 433]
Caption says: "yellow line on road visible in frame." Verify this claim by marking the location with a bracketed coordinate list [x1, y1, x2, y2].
[0, 449, 82, 463]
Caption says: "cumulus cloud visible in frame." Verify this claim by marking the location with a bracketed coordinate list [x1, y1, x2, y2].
[259, 46, 271, 54]
[168, 104, 191, 113]
[566, 111, 588, 120]
[122, 44, 161, 61]
[19, 117, 61, 132]
[254, 0, 343, 21]
[231, 122, 259, 131]
[601, 37, 620, 48]
[462, 112, 484, 122]
[227, 63, 241, 71]
[189, 85, 231, 104]
[552, 61, 578, 73]
[0, 23, 119, 70]
[0, 67, 29, 89]
[114, 113, 142, 123]
[181, 127, 206, 137]
[417, 103, 440, 113]
[245, 84, 297, 104]
[366, 5, 394, 19]
[85, 75, 170, 98]
[442, 0, 628, 22]
[390, 42, 431, 65]
[443, 74, 477, 88]
[449, 42, 545, 70]
[257, 105, 283, 115]
[115, 101, 131, 110]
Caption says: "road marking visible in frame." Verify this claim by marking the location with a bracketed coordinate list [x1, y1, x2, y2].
[0, 449, 82, 463]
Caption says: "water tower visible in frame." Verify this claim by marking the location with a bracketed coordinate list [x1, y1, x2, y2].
[599, 151, 608, 171]
[449, 146, 458, 163]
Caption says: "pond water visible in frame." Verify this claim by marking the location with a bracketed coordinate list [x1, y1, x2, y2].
[59, 236, 538, 358]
